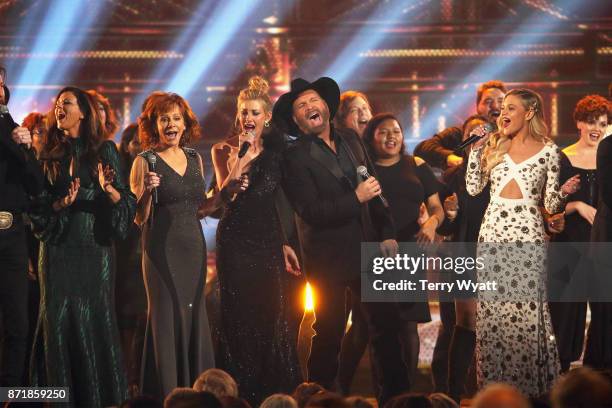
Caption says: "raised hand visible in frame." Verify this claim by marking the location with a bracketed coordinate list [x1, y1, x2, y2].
[97, 162, 116, 192]
[225, 174, 249, 195]
[379, 239, 399, 258]
[576, 202, 597, 225]
[444, 193, 459, 220]
[547, 212, 566, 234]
[11, 126, 32, 148]
[54, 178, 80, 211]
[561, 174, 580, 196]
[471, 125, 492, 149]
[355, 177, 381, 203]
[144, 171, 161, 192]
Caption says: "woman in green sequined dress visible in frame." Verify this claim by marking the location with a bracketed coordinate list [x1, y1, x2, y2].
[29, 87, 135, 407]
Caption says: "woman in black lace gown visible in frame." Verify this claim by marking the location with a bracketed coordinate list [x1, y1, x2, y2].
[212, 77, 302, 405]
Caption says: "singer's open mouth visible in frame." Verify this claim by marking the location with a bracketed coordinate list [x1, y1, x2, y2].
[56, 111, 66, 121]
[589, 132, 601, 142]
[501, 117, 511, 128]
[244, 123, 256, 131]
[164, 130, 178, 139]
[307, 111, 322, 127]
[384, 139, 398, 149]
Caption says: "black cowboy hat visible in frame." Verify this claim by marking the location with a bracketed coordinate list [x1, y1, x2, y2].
[272, 77, 340, 135]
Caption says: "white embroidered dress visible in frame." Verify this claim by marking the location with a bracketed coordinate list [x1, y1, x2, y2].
[466, 141, 567, 396]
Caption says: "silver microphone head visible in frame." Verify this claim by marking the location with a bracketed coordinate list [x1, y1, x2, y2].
[147, 153, 157, 165]
[0, 104, 9, 115]
[356, 165, 369, 179]
[483, 122, 496, 133]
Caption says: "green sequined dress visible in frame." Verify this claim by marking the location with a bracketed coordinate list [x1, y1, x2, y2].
[29, 139, 136, 407]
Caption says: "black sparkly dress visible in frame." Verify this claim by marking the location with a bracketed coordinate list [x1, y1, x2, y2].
[216, 139, 302, 405]
[140, 148, 214, 399]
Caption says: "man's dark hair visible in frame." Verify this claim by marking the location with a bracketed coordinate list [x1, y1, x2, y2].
[476, 80, 507, 105]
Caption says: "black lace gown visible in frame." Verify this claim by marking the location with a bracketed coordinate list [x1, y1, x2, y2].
[216, 145, 302, 405]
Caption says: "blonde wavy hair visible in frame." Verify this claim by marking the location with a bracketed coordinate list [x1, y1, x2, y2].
[483, 88, 549, 172]
[235, 76, 272, 130]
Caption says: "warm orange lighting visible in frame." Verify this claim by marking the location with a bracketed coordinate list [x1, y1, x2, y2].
[304, 282, 315, 312]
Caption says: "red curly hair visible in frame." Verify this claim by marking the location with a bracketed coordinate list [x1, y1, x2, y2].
[138, 92, 201, 150]
[573, 94, 611, 123]
[87, 89, 119, 140]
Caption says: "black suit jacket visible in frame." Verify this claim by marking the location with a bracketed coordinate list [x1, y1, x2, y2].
[592, 135, 612, 243]
[0, 113, 43, 214]
[413, 126, 462, 170]
[282, 127, 394, 282]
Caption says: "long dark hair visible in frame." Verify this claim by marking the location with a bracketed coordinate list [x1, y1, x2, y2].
[41, 86, 104, 182]
[362, 112, 406, 159]
[119, 123, 139, 178]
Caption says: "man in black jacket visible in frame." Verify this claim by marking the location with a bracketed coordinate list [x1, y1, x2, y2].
[414, 80, 506, 170]
[0, 70, 44, 386]
[275, 77, 407, 404]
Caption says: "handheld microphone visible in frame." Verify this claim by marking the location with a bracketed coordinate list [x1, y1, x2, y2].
[455, 122, 495, 151]
[356, 165, 389, 208]
[238, 130, 254, 158]
[146, 153, 158, 204]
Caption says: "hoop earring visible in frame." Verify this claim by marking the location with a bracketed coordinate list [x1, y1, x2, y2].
[264, 121, 270, 128]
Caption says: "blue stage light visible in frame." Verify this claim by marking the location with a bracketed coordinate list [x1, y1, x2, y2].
[414, 0, 587, 145]
[11, 0, 86, 116]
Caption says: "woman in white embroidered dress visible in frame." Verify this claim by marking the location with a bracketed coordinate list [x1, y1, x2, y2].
[466, 89, 579, 396]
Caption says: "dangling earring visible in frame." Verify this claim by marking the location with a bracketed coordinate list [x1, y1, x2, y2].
[264, 120, 270, 128]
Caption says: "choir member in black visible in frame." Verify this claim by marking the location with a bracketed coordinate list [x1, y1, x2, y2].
[115, 123, 146, 394]
[363, 112, 443, 382]
[20, 111, 48, 383]
[589, 117, 612, 370]
[30, 86, 135, 406]
[335, 90, 373, 138]
[414, 81, 506, 170]
[334, 90, 373, 395]
[435, 115, 490, 401]
[0, 69, 44, 386]
[275, 77, 406, 405]
[21, 112, 47, 156]
[87, 89, 120, 140]
[212, 76, 303, 405]
[550, 95, 612, 371]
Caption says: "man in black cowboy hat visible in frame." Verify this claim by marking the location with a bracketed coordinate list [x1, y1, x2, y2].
[275, 77, 409, 404]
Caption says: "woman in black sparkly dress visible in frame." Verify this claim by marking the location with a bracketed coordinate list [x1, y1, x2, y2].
[211, 77, 303, 405]
[131, 93, 238, 399]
